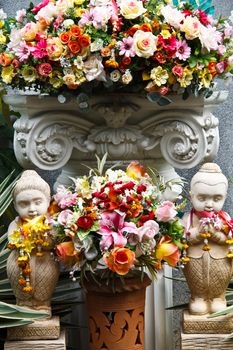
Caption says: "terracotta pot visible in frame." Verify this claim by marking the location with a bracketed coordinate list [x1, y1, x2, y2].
[84, 272, 151, 350]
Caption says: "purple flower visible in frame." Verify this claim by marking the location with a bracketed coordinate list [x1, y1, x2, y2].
[118, 37, 135, 57]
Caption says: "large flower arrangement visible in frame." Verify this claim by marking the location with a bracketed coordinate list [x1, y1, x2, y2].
[51, 159, 184, 283]
[0, 0, 232, 101]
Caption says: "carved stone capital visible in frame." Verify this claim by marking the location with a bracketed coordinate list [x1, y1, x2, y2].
[3, 91, 228, 184]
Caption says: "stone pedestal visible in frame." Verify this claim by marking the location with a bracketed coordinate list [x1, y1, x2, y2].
[181, 310, 233, 349]
[7, 316, 60, 340]
[4, 330, 66, 350]
[181, 332, 233, 350]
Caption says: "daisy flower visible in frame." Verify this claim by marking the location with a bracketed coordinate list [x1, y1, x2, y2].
[175, 40, 191, 61]
[118, 37, 135, 57]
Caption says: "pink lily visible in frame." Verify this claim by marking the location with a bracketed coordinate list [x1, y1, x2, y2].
[98, 211, 137, 251]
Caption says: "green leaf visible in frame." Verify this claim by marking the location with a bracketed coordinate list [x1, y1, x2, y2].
[207, 305, 233, 318]
[147, 92, 161, 103]
[157, 96, 172, 106]
[189, 57, 198, 68]
[0, 319, 33, 328]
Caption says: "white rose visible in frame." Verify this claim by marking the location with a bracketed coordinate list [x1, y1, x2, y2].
[133, 30, 157, 58]
[181, 16, 201, 40]
[119, 0, 146, 20]
[161, 5, 184, 30]
[56, 0, 74, 12]
[84, 56, 106, 81]
[63, 19, 75, 28]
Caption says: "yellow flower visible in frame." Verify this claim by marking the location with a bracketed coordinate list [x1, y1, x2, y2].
[1, 66, 15, 84]
[0, 20, 5, 29]
[177, 67, 193, 87]
[161, 29, 171, 39]
[74, 8, 85, 17]
[49, 71, 63, 89]
[150, 66, 169, 86]
[21, 66, 38, 82]
[63, 74, 76, 86]
[47, 37, 64, 61]
[74, 0, 85, 4]
[0, 33, 6, 44]
[198, 68, 213, 88]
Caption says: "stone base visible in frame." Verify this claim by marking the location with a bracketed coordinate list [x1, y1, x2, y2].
[183, 310, 233, 334]
[4, 330, 66, 350]
[7, 316, 60, 340]
[181, 331, 233, 350]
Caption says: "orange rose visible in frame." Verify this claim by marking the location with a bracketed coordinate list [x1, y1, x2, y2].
[56, 241, 80, 267]
[140, 23, 152, 32]
[103, 247, 135, 275]
[68, 41, 81, 54]
[0, 53, 12, 66]
[100, 47, 111, 57]
[126, 161, 146, 180]
[70, 25, 82, 38]
[155, 236, 180, 267]
[59, 31, 71, 44]
[78, 34, 91, 48]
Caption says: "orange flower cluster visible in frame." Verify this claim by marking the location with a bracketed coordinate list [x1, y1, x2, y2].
[59, 25, 91, 55]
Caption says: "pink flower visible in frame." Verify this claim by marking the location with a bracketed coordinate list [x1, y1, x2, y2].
[159, 86, 169, 95]
[16, 9, 26, 22]
[98, 211, 137, 250]
[15, 41, 33, 62]
[224, 25, 233, 38]
[54, 185, 77, 209]
[172, 65, 184, 77]
[175, 40, 191, 60]
[38, 62, 52, 77]
[32, 0, 50, 13]
[54, 14, 64, 30]
[156, 201, 177, 222]
[216, 60, 228, 73]
[57, 209, 74, 226]
[31, 39, 48, 59]
[118, 37, 135, 57]
[218, 45, 226, 55]
[138, 220, 159, 241]
[158, 35, 177, 51]
[198, 9, 211, 26]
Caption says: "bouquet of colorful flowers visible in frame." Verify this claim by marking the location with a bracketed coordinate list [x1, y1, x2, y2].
[51, 158, 184, 283]
[0, 0, 232, 101]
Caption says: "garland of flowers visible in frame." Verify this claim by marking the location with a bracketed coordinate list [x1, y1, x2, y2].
[8, 215, 51, 292]
[0, 0, 232, 102]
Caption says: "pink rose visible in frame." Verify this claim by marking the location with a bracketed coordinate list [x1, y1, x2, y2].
[38, 63, 52, 77]
[216, 60, 228, 73]
[58, 209, 74, 226]
[138, 220, 159, 241]
[156, 201, 177, 222]
[159, 86, 169, 95]
[172, 65, 184, 77]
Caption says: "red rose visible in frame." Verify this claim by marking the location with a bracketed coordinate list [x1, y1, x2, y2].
[121, 56, 131, 66]
[38, 63, 52, 77]
[77, 215, 94, 230]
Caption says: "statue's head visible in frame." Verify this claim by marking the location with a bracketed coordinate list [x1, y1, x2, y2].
[190, 163, 228, 213]
[13, 170, 51, 219]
